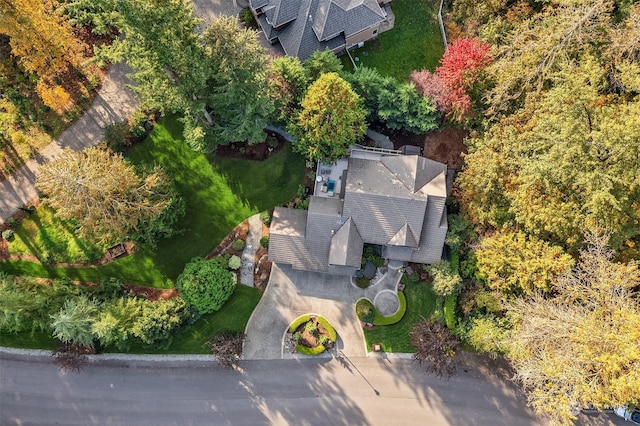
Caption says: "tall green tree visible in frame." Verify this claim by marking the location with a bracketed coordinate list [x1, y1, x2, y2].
[198, 16, 273, 150]
[303, 49, 343, 83]
[290, 72, 366, 162]
[97, 0, 206, 115]
[267, 56, 308, 126]
[50, 296, 99, 348]
[346, 67, 439, 133]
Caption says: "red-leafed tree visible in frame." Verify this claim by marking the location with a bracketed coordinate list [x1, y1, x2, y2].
[410, 70, 451, 115]
[435, 38, 492, 121]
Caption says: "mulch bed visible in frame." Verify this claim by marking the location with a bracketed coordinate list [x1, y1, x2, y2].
[366, 123, 468, 170]
[122, 283, 180, 301]
[207, 220, 250, 258]
[215, 133, 285, 161]
[293, 317, 330, 348]
[423, 127, 468, 170]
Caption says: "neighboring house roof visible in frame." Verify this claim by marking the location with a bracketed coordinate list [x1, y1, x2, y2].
[268, 153, 448, 275]
[312, 0, 385, 41]
[250, 0, 385, 60]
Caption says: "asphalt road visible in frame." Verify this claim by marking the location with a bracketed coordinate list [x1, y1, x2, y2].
[0, 353, 624, 426]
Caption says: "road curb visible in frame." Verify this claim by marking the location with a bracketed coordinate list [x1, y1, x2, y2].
[0, 346, 415, 365]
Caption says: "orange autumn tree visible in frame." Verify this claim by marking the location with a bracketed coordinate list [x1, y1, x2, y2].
[0, 0, 85, 112]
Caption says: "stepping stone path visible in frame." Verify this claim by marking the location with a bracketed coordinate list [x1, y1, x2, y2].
[239, 213, 263, 286]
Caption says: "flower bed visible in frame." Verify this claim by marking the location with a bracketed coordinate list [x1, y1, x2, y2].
[288, 314, 336, 355]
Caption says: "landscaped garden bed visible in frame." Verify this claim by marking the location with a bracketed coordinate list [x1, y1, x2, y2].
[361, 275, 438, 352]
[287, 314, 337, 355]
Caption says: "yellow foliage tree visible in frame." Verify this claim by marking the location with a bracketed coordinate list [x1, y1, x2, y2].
[504, 232, 640, 424]
[0, 0, 85, 107]
[36, 147, 171, 244]
[36, 81, 73, 113]
[475, 230, 574, 297]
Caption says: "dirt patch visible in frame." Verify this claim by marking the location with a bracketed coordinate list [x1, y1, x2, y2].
[215, 133, 285, 161]
[366, 123, 468, 170]
[423, 128, 468, 170]
[122, 283, 180, 302]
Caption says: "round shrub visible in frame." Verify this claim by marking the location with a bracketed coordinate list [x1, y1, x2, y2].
[2, 229, 15, 241]
[176, 257, 236, 315]
[231, 239, 246, 251]
[260, 236, 269, 248]
[355, 299, 375, 323]
[228, 255, 242, 270]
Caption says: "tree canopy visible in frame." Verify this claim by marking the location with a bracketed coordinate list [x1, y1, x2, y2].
[290, 72, 367, 162]
[0, 0, 86, 111]
[36, 147, 171, 245]
[504, 233, 640, 424]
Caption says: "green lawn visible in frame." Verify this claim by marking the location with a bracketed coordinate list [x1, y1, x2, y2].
[0, 117, 305, 288]
[8, 205, 103, 264]
[342, 0, 444, 81]
[363, 276, 438, 352]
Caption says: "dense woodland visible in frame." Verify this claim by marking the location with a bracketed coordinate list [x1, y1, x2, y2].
[443, 0, 640, 423]
[1, 0, 640, 423]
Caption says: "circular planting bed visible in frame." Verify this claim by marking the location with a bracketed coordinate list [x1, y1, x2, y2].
[288, 314, 337, 355]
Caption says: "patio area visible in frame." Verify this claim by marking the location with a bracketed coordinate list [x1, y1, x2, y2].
[314, 159, 348, 198]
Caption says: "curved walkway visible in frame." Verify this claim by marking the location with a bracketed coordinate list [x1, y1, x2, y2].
[0, 63, 139, 223]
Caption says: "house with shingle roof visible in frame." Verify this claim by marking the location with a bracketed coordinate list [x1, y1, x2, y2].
[249, 0, 391, 60]
[268, 148, 448, 276]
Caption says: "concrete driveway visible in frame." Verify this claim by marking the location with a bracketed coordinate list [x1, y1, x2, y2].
[244, 263, 367, 359]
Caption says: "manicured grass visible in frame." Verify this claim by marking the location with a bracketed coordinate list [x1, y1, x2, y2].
[341, 0, 444, 81]
[8, 205, 103, 264]
[363, 276, 438, 352]
[0, 330, 56, 350]
[0, 117, 305, 288]
[123, 285, 262, 354]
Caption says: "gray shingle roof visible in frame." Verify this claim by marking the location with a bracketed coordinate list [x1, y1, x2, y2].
[250, 0, 270, 9]
[329, 217, 363, 267]
[271, 0, 302, 27]
[312, 0, 385, 41]
[251, 0, 384, 60]
[387, 223, 418, 247]
[268, 154, 448, 275]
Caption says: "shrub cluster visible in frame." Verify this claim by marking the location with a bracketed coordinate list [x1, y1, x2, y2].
[0, 274, 195, 350]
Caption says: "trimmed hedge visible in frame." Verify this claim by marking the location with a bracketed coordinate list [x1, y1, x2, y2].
[373, 291, 407, 326]
[288, 314, 312, 333]
[316, 316, 337, 341]
[295, 344, 327, 355]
